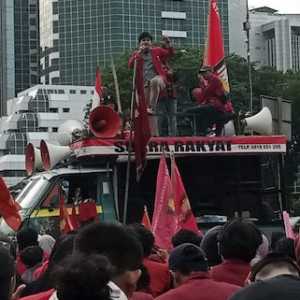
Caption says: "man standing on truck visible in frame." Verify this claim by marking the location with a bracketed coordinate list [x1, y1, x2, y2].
[128, 32, 175, 135]
[189, 66, 233, 136]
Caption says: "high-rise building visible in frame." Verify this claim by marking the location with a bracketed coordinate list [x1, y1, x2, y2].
[0, 84, 94, 186]
[40, 0, 229, 86]
[229, 5, 300, 72]
[0, 0, 40, 117]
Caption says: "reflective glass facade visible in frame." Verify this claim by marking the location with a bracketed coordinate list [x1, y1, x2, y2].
[40, 0, 229, 86]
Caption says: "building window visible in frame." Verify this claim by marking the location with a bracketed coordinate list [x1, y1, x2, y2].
[70, 90, 76, 94]
[52, 127, 58, 132]
[49, 108, 58, 113]
[63, 108, 70, 113]
[58, 89, 65, 94]
[39, 127, 48, 132]
[80, 90, 87, 94]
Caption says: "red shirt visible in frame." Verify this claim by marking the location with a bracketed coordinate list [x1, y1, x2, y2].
[195, 73, 227, 112]
[211, 259, 251, 287]
[155, 272, 240, 300]
[128, 47, 175, 84]
[143, 258, 171, 297]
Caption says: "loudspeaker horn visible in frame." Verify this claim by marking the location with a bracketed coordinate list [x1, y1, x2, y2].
[244, 107, 273, 135]
[25, 143, 43, 175]
[89, 106, 121, 138]
[40, 140, 72, 170]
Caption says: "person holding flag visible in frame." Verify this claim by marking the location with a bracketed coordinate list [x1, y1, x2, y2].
[188, 0, 234, 136]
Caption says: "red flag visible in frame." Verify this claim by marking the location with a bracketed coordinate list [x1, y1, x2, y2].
[171, 157, 201, 235]
[152, 155, 177, 250]
[59, 189, 74, 234]
[133, 61, 151, 181]
[0, 177, 21, 231]
[283, 211, 295, 240]
[204, 0, 230, 94]
[141, 205, 152, 231]
[91, 67, 104, 109]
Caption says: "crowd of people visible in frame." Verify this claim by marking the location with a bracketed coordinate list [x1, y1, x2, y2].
[1, 219, 300, 300]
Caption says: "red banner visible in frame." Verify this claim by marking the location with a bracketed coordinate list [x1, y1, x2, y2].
[171, 157, 201, 235]
[0, 177, 21, 231]
[152, 154, 177, 250]
[203, 0, 230, 93]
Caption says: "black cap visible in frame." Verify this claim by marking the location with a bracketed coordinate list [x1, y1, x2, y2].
[169, 243, 208, 273]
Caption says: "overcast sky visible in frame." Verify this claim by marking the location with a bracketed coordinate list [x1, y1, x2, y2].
[248, 0, 300, 13]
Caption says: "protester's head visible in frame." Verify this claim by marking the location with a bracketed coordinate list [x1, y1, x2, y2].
[274, 237, 296, 260]
[198, 65, 213, 80]
[138, 32, 153, 50]
[0, 247, 16, 300]
[200, 226, 222, 266]
[75, 222, 143, 297]
[129, 223, 154, 258]
[249, 252, 300, 282]
[53, 253, 112, 300]
[169, 243, 208, 286]
[20, 245, 43, 268]
[16, 227, 38, 251]
[230, 274, 300, 300]
[218, 219, 262, 263]
[172, 229, 201, 248]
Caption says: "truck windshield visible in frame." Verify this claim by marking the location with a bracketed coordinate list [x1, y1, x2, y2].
[16, 176, 50, 210]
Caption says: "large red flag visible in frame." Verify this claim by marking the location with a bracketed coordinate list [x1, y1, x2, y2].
[204, 0, 230, 94]
[171, 157, 201, 235]
[91, 66, 104, 109]
[152, 155, 177, 250]
[59, 189, 74, 234]
[0, 177, 21, 231]
[141, 205, 152, 231]
[133, 61, 151, 181]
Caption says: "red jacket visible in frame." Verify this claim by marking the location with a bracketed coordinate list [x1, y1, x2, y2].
[210, 259, 251, 287]
[128, 47, 175, 84]
[20, 289, 54, 300]
[195, 73, 227, 112]
[155, 273, 239, 300]
[131, 291, 154, 300]
[143, 258, 171, 297]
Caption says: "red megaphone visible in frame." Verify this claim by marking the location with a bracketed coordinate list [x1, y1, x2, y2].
[89, 106, 121, 138]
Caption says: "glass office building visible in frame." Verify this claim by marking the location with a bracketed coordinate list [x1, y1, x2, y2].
[0, 0, 39, 117]
[40, 0, 229, 86]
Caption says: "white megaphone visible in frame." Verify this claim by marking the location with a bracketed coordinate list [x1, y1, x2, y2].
[25, 143, 43, 175]
[40, 140, 72, 170]
[244, 107, 273, 135]
[57, 119, 85, 146]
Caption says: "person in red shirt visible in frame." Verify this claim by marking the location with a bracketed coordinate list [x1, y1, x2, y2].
[189, 66, 233, 136]
[211, 219, 262, 287]
[128, 32, 174, 135]
[156, 243, 240, 300]
[129, 224, 171, 297]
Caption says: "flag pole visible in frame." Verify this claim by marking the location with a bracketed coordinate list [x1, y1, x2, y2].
[123, 60, 137, 224]
[111, 56, 122, 113]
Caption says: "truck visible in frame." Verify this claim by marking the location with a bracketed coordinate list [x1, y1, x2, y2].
[0, 107, 288, 237]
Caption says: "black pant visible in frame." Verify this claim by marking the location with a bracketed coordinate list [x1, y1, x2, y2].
[186, 105, 233, 136]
